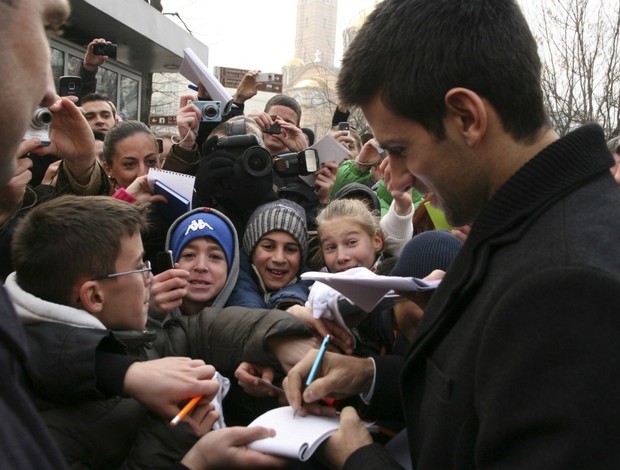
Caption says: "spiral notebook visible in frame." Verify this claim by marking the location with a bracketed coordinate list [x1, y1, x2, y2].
[148, 168, 195, 221]
[247, 406, 376, 461]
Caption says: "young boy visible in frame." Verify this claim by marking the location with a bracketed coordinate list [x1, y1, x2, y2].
[7, 195, 312, 468]
[149, 207, 240, 323]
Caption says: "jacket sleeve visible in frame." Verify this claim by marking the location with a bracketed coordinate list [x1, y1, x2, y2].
[162, 144, 200, 175]
[162, 306, 312, 377]
[345, 443, 407, 470]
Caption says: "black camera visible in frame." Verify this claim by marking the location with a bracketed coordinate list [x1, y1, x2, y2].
[192, 100, 223, 122]
[92, 43, 117, 59]
[264, 122, 281, 135]
[23, 107, 53, 146]
[214, 134, 272, 177]
[273, 149, 320, 177]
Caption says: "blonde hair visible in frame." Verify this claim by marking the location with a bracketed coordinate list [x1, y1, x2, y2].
[316, 198, 383, 241]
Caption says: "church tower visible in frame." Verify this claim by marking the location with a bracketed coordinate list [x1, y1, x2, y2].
[295, 0, 338, 68]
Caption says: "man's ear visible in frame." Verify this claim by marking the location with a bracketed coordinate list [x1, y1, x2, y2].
[77, 280, 105, 314]
[444, 88, 487, 147]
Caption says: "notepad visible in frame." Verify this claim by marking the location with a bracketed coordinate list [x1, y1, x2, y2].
[247, 406, 376, 461]
[148, 168, 195, 221]
[153, 180, 191, 221]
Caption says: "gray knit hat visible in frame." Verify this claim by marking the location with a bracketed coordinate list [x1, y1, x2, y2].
[243, 199, 308, 264]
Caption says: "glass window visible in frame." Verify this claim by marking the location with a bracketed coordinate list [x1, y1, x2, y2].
[68, 54, 82, 76]
[50, 48, 65, 91]
[119, 75, 139, 120]
[96, 68, 119, 104]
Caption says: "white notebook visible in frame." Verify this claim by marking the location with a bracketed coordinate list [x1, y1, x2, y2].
[247, 406, 375, 462]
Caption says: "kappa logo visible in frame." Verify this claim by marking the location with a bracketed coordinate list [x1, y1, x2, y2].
[185, 218, 214, 236]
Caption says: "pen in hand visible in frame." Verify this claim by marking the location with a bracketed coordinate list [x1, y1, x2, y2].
[294, 334, 331, 418]
[170, 395, 202, 427]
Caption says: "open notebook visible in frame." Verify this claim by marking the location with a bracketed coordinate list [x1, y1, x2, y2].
[247, 406, 376, 462]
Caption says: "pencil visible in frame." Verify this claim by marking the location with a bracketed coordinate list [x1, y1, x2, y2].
[169, 395, 202, 427]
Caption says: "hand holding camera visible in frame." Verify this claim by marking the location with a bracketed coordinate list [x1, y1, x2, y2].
[29, 98, 97, 184]
[84, 38, 115, 71]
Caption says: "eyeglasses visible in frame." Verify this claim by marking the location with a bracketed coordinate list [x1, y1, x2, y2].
[93, 260, 152, 282]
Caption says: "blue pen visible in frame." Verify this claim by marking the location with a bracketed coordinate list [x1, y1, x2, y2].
[293, 335, 331, 418]
[305, 335, 331, 387]
[187, 84, 199, 91]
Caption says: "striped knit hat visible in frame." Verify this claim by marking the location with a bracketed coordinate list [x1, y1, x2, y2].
[243, 199, 308, 264]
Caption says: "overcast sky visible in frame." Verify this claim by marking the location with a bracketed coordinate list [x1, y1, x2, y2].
[161, 0, 383, 72]
[161, 0, 545, 73]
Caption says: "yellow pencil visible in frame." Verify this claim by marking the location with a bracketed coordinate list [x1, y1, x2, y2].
[169, 395, 202, 427]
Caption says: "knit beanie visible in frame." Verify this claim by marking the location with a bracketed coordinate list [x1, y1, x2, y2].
[243, 199, 308, 264]
[168, 208, 236, 270]
[391, 230, 462, 279]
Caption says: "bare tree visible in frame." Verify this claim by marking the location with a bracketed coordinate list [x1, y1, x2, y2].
[532, 0, 620, 137]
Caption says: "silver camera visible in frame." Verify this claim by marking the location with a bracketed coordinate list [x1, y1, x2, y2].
[23, 107, 53, 146]
[191, 100, 222, 122]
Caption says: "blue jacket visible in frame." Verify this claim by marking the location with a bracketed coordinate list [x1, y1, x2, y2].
[226, 249, 310, 310]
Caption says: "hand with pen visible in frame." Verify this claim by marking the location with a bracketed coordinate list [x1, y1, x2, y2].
[283, 346, 375, 417]
[283, 348, 376, 467]
[123, 356, 220, 435]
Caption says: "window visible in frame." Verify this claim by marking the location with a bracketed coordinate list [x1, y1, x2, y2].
[49, 38, 141, 120]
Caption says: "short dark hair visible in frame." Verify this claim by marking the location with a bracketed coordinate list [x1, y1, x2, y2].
[265, 94, 302, 126]
[338, 0, 547, 141]
[11, 195, 149, 305]
[82, 92, 116, 117]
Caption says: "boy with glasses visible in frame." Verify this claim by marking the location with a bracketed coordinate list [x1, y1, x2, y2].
[7, 195, 312, 468]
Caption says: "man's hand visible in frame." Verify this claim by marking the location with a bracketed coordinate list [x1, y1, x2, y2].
[176, 94, 200, 150]
[234, 362, 282, 398]
[31, 97, 96, 183]
[149, 267, 189, 314]
[233, 70, 260, 103]
[314, 161, 338, 204]
[271, 118, 307, 152]
[180, 427, 287, 469]
[123, 175, 167, 204]
[83, 38, 112, 72]
[123, 357, 220, 418]
[319, 406, 373, 469]
[283, 350, 374, 416]
[286, 304, 353, 354]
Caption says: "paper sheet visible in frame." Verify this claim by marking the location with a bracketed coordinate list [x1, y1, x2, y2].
[179, 48, 233, 113]
[301, 267, 440, 311]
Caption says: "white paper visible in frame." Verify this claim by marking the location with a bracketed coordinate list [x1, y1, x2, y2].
[300, 134, 351, 186]
[179, 48, 233, 113]
[247, 406, 376, 461]
[301, 267, 441, 312]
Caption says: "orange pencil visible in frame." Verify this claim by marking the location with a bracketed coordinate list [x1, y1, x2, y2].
[169, 395, 202, 427]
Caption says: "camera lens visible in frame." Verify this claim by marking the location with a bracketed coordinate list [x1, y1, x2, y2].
[204, 105, 218, 119]
[31, 107, 53, 129]
[241, 147, 272, 177]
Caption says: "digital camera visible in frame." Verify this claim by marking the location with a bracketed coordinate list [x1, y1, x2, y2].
[92, 43, 117, 59]
[191, 100, 223, 122]
[214, 134, 272, 177]
[23, 107, 53, 146]
[273, 149, 320, 177]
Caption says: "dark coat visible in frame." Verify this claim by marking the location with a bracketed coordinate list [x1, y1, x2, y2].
[347, 124, 620, 469]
